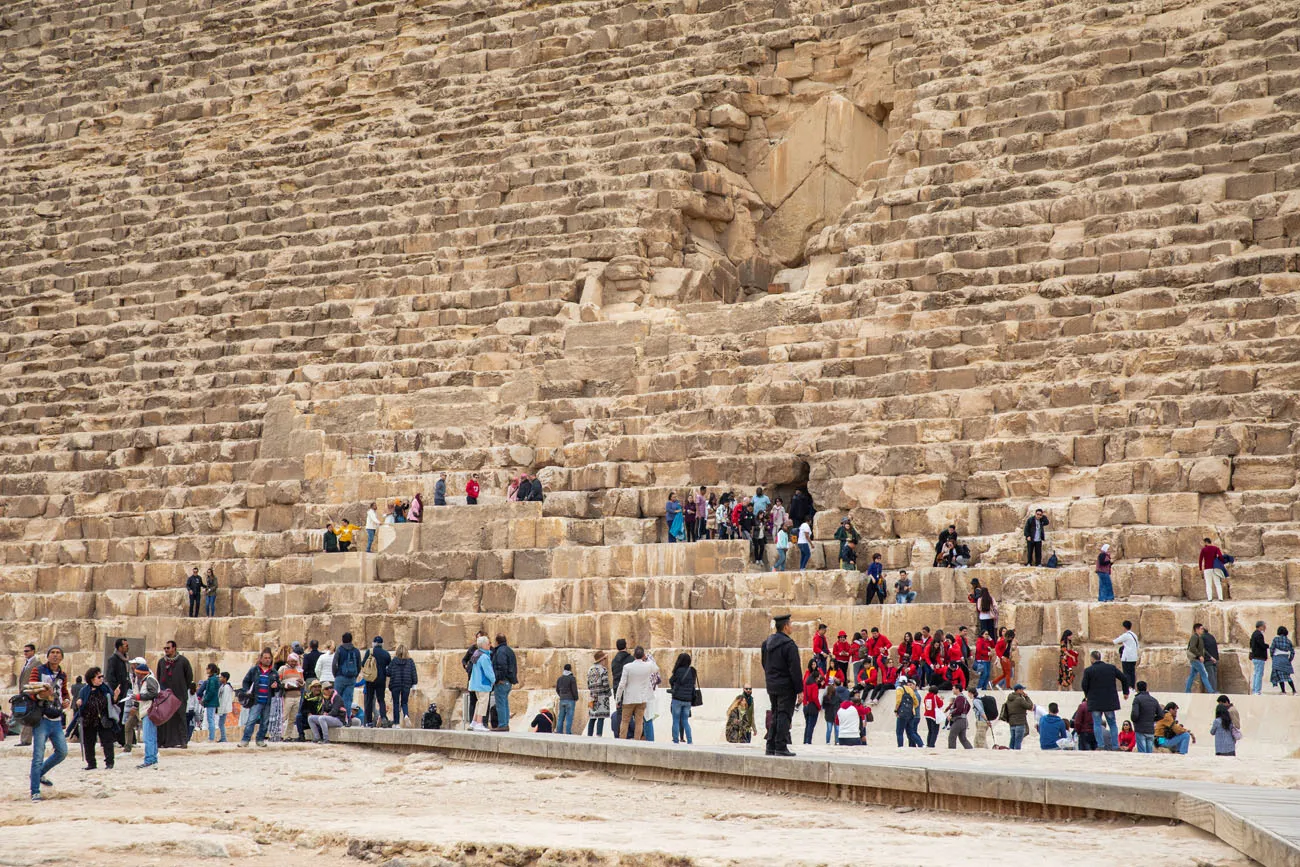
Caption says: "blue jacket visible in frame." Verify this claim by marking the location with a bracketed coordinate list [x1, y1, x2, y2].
[470, 650, 496, 692]
[1039, 714, 1069, 749]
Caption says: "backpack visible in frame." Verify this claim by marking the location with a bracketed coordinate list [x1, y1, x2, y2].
[359, 651, 378, 683]
[421, 703, 443, 730]
[9, 693, 44, 727]
[338, 648, 359, 679]
[1045, 552, 1059, 569]
[897, 687, 915, 716]
[980, 694, 997, 721]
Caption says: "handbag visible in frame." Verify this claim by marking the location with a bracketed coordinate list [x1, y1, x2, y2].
[146, 689, 182, 725]
[690, 668, 704, 707]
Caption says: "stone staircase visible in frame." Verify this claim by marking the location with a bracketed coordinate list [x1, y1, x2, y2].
[2, 0, 1299, 719]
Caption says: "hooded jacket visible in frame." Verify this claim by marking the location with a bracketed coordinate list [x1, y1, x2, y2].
[1129, 691, 1162, 735]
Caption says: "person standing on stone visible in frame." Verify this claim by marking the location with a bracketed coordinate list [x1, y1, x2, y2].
[17, 643, 38, 746]
[1058, 630, 1080, 690]
[1080, 650, 1129, 750]
[408, 492, 423, 523]
[609, 639, 633, 739]
[364, 502, 381, 553]
[614, 646, 659, 740]
[302, 639, 322, 682]
[154, 641, 194, 748]
[760, 612, 803, 757]
[1096, 543, 1114, 602]
[361, 636, 391, 728]
[694, 487, 709, 540]
[465, 474, 480, 505]
[1002, 685, 1034, 750]
[332, 633, 362, 712]
[773, 520, 791, 571]
[1198, 537, 1226, 602]
[1201, 627, 1221, 692]
[27, 647, 71, 799]
[796, 518, 813, 570]
[668, 653, 697, 745]
[1112, 621, 1140, 687]
[1185, 624, 1212, 693]
[1270, 626, 1295, 694]
[185, 567, 203, 617]
[1023, 509, 1048, 567]
[203, 566, 219, 617]
[434, 473, 447, 506]
[664, 492, 684, 542]
[864, 553, 887, 604]
[1250, 620, 1268, 695]
[1129, 681, 1161, 753]
[323, 523, 339, 553]
[586, 651, 611, 737]
[491, 634, 518, 730]
[554, 663, 578, 736]
[468, 635, 496, 732]
[386, 644, 417, 727]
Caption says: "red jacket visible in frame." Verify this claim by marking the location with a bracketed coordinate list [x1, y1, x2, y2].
[801, 674, 821, 709]
[832, 640, 854, 664]
[922, 691, 943, 719]
[994, 638, 1009, 659]
[879, 664, 898, 684]
[947, 665, 967, 691]
[812, 633, 829, 657]
[1199, 544, 1223, 571]
[866, 634, 892, 657]
[466, 479, 480, 498]
[975, 635, 994, 662]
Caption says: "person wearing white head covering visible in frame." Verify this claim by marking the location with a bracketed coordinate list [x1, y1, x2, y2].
[1096, 543, 1114, 602]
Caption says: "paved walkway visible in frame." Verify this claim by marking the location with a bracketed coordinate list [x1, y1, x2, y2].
[336, 727, 1298, 866]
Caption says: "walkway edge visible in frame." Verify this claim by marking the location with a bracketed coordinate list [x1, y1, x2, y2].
[335, 728, 1298, 867]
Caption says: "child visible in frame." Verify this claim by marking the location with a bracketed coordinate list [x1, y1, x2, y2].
[217, 672, 234, 742]
[839, 539, 857, 571]
[200, 664, 222, 742]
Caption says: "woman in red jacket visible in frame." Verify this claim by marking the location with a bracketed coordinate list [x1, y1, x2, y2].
[870, 654, 898, 703]
[898, 632, 915, 667]
[831, 631, 854, 683]
[800, 659, 822, 745]
[992, 628, 1016, 690]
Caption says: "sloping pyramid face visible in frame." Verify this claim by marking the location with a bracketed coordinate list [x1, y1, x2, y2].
[1, 0, 1300, 713]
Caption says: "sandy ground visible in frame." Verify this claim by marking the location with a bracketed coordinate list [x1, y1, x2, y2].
[0, 738, 1259, 867]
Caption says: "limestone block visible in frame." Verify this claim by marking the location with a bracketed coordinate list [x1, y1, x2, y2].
[1138, 605, 1195, 644]
[1099, 495, 1147, 525]
[1231, 457, 1296, 491]
[1123, 562, 1183, 597]
[1086, 603, 1143, 645]
[1188, 457, 1231, 493]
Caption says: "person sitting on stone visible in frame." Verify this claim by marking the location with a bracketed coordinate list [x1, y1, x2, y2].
[525, 473, 544, 502]
[514, 474, 533, 501]
[933, 524, 957, 566]
[1154, 703, 1195, 754]
[894, 571, 916, 604]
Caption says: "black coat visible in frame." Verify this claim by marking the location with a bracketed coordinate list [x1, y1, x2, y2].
[668, 666, 697, 702]
[610, 650, 633, 692]
[515, 479, 534, 500]
[105, 651, 131, 700]
[1202, 631, 1219, 662]
[1079, 660, 1128, 712]
[761, 631, 803, 697]
[364, 645, 391, 681]
[1130, 691, 1162, 734]
[387, 657, 418, 691]
[1023, 516, 1049, 540]
[302, 649, 323, 681]
[1251, 629, 1269, 660]
[492, 644, 518, 685]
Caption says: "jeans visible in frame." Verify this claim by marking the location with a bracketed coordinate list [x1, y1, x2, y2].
[1185, 660, 1211, 693]
[1097, 572, 1114, 602]
[308, 715, 344, 741]
[643, 719, 655, 742]
[610, 706, 621, 739]
[1135, 732, 1155, 754]
[390, 687, 410, 725]
[364, 678, 388, 726]
[925, 717, 940, 748]
[798, 543, 811, 569]
[557, 699, 576, 735]
[896, 714, 922, 747]
[1252, 658, 1266, 694]
[141, 716, 159, 766]
[774, 547, 788, 571]
[896, 591, 916, 604]
[30, 718, 69, 795]
[1160, 732, 1191, 754]
[1205, 661, 1218, 692]
[206, 706, 225, 741]
[204, 594, 216, 616]
[586, 716, 604, 736]
[492, 681, 512, 729]
[803, 704, 819, 744]
[1009, 724, 1027, 750]
[366, 528, 376, 552]
[670, 698, 693, 744]
[825, 718, 837, 743]
[242, 702, 270, 744]
[976, 660, 992, 690]
[1091, 710, 1118, 750]
[334, 676, 356, 713]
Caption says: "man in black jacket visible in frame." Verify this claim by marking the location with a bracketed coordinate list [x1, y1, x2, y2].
[609, 639, 633, 739]
[1250, 620, 1268, 695]
[491, 634, 518, 731]
[302, 640, 323, 682]
[1129, 681, 1162, 754]
[1201, 627, 1220, 692]
[362, 637, 391, 728]
[761, 612, 803, 757]
[1079, 650, 1129, 751]
[1023, 509, 1049, 566]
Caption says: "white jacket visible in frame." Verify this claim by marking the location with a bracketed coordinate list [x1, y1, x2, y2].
[365, 509, 381, 530]
[615, 658, 659, 705]
[218, 682, 235, 715]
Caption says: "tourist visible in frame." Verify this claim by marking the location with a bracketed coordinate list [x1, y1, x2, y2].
[336, 521, 355, 552]
[388, 645, 417, 727]
[237, 649, 280, 747]
[530, 707, 556, 734]
[1118, 720, 1136, 752]
[1058, 630, 1079, 689]
[1113, 620, 1140, 687]
[800, 660, 822, 744]
[769, 496, 787, 537]
[859, 553, 886, 604]
[774, 520, 791, 571]
[332, 633, 362, 714]
[199, 566, 218, 617]
[796, 517, 813, 569]
[1071, 699, 1096, 751]
[1250, 620, 1268, 695]
[26, 647, 71, 799]
[468, 635, 496, 732]
[554, 663, 578, 735]
[199, 663, 222, 742]
[992, 628, 1016, 690]
[868, 654, 897, 703]
[185, 566, 203, 617]
[665, 492, 684, 542]
[586, 650, 611, 737]
[130, 658, 161, 770]
[933, 524, 957, 567]
[78, 667, 116, 770]
[491, 634, 518, 731]
[694, 487, 709, 540]
[1198, 537, 1226, 602]
[217, 672, 234, 739]
[1080, 649, 1128, 750]
[155, 641, 193, 748]
[1038, 703, 1070, 750]
[434, 473, 447, 506]
[831, 631, 853, 683]
[1129, 681, 1161, 753]
[1003, 685, 1034, 750]
[1270, 625, 1295, 693]
[408, 492, 423, 523]
[835, 701, 863, 746]
[308, 683, 348, 742]
[894, 571, 915, 604]
[384, 501, 397, 524]
[945, 686, 972, 749]
[811, 622, 830, 673]
[315, 642, 335, 691]
[724, 685, 755, 744]
[668, 653, 698, 745]
[615, 646, 659, 741]
[715, 496, 731, 540]
[969, 687, 994, 748]
[894, 676, 923, 748]
[17, 643, 38, 747]
[275, 651, 305, 741]
[761, 612, 802, 757]
[788, 487, 812, 532]
[641, 650, 662, 742]
[1154, 703, 1194, 754]
[839, 538, 857, 572]
[1185, 623, 1212, 693]
[609, 639, 633, 738]
[465, 473, 480, 505]
[823, 676, 848, 743]
[301, 640, 322, 682]
[834, 516, 859, 549]
[364, 502, 381, 552]
[1094, 543, 1115, 602]
[921, 684, 943, 748]
[362, 636, 391, 728]
[1201, 626, 1221, 692]
[1023, 508, 1048, 566]
[752, 509, 769, 564]
[1211, 695, 1241, 756]
[971, 588, 995, 639]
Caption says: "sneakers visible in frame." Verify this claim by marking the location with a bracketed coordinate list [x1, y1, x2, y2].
[256, 740, 268, 748]
[31, 793, 41, 802]
[136, 762, 157, 769]
[39, 777, 52, 787]
[237, 741, 249, 748]
[469, 722, 488, 732]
